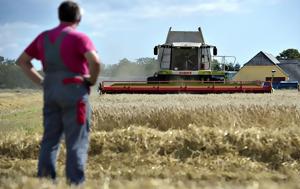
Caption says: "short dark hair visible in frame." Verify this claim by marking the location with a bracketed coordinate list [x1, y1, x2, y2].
[58, 1, 81, 23]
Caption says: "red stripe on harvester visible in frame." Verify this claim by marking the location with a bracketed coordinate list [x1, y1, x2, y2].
[102, 86, 272, 94]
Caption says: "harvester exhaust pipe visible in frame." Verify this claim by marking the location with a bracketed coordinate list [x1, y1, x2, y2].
[198, 27, 205, 44]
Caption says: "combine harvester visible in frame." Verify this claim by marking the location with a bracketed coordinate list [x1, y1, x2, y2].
[99, 27, 272, 94]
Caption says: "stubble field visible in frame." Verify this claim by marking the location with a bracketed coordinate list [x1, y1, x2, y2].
[1, 89, 300, 188]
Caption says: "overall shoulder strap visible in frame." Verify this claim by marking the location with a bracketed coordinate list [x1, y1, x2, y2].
[43, 30, 70, 73]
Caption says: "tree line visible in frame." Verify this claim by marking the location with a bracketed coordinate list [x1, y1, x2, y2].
[0, 57, 159, 88]
[211, 60, 241, 71]
[1, 48, 299, 89]
[276, 49, 300, 60]
[0, 57, 40, 89]
[101, 58, 159, 78]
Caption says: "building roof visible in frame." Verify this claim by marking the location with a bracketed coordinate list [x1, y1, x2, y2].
[278, 60, 300, 82]
[279, 59, 300, 64]
[264, 52, 280, 64]
[244, 51, 280, 66]
[165, 27, 205, 44]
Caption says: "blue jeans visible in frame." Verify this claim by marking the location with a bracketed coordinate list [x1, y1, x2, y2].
[37, 73, 90, 184]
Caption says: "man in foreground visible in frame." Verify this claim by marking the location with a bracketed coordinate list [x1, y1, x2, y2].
[16, 1, 100, 185]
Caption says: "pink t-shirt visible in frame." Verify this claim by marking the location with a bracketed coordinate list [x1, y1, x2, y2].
[25, 23, 96, 75]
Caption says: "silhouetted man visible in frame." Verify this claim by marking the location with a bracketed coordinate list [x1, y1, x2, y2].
[16, 1, 100, 184]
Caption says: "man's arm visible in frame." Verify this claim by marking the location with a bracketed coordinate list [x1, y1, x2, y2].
[84, 50, 101, 85]
[16, 52, 44, 86]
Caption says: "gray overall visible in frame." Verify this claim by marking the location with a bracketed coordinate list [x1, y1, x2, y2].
[37, 31, 90, 184]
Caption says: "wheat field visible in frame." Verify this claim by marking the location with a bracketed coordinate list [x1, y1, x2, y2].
[1, 89, 300, 188]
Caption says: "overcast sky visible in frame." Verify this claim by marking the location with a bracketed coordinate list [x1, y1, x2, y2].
[0, 0, 299, 68]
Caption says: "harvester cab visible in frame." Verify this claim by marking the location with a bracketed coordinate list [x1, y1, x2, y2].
[148, 27, 224, 82]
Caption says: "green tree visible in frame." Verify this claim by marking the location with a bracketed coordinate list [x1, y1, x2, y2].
[211, 60, 240, 71]
[0, 57, 39, 89]
[234, 63, 241, 71]
[102, 57, 159, 78]
[136, 58, 159, 76]
[136, 58, 154, 65]
[225, 63, 235, 71]
[0, 56, 4, 63]
[211, 59, 221, 71]
[276, 48, 300, 60]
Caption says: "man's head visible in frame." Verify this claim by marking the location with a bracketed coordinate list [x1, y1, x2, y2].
[58, 1, 81, 23]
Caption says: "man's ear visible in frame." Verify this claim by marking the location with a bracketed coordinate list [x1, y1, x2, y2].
[75, 18, 81, 26]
